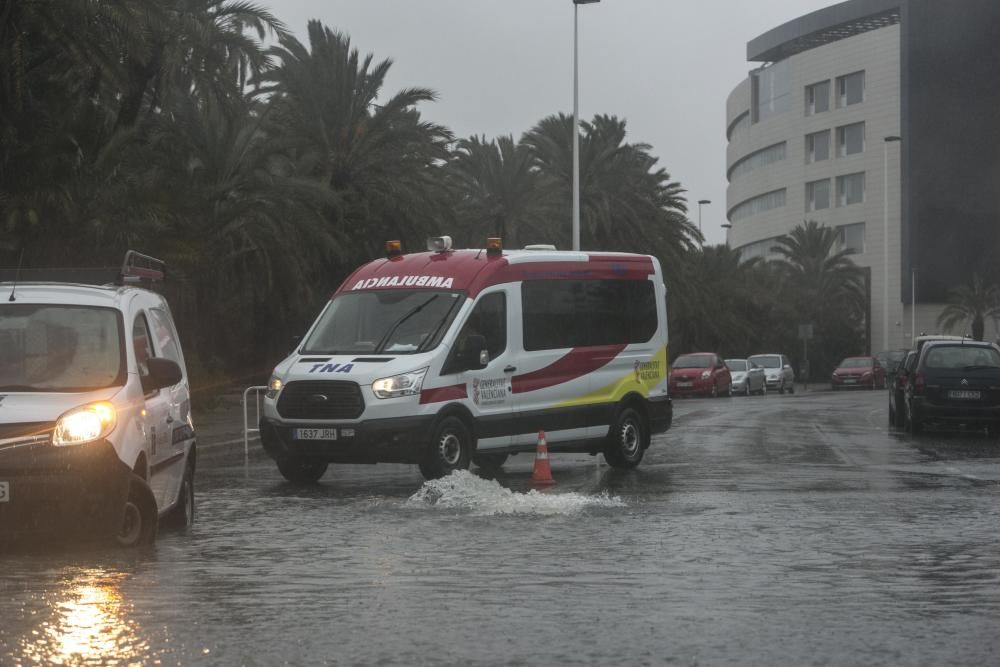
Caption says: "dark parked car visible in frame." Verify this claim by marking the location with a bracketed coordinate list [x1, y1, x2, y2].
[831, 356, 886, 390]
[902, 340, 1000, 435]
[889, 350, 917, 428]
[875, 348, 908, 379]
[669, 353, 732, 398]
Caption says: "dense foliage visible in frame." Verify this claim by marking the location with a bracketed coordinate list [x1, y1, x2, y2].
[1, 1, 873, 387]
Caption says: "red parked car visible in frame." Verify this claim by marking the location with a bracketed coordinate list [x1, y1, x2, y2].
[669, 353, 733, 398]
[831, 356, 887, 390]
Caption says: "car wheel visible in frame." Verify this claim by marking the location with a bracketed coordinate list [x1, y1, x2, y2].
[604, 406, 647, 469]
[745, 382, 751, 396]
[115, 473, 157, 548]
[472, 452, 509, 472]
[419, 416, 473, 479]
[778, 381, 785, 395]
[788, 383, 795, 394]
[277, 457, 328, 484]
[163, 461, 195, 530]
[761, 382, 767, 396]
[710, 383, 718, 398]
[888, 405, 895, 427]
[727, 382, 734, 397]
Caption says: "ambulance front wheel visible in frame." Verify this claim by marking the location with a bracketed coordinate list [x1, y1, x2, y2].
[419, 416, 473, 480]
[277, 457, 328, 484]
[604, 406, 647, 469]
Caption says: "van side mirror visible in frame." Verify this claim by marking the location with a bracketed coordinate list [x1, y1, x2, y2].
[460, 334, 489, 371]
[142, 358, 183, 393]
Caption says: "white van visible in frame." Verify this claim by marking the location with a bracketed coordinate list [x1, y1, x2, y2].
[0, 253, 196, 547]
[260, 238, 672, 482]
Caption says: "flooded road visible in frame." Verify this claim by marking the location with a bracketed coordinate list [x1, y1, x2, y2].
[3, 389, 1000, 665]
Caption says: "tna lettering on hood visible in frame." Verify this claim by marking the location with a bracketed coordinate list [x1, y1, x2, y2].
[351, 276, 455, 291]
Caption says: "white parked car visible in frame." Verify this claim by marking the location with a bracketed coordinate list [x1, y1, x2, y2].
[748, 354, 795, 394]
[725, 358, 766, 395]
[0, 252, 195, 547]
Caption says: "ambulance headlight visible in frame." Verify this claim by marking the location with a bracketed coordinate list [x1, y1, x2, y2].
[53, 402, 117, 446]
[372, 368, 428, 399]
[266, 376, 283, 399]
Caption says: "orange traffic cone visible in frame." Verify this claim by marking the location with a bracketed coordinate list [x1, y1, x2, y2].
[531, 430, 555, 485]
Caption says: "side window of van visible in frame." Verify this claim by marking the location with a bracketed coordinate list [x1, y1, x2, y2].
[522, 280, 657, 351]
[133, 314, 155, 378]
[149, 307, 182, 365]
[443, 292, 507, 374]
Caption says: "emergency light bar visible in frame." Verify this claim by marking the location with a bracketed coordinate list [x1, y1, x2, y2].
[119, 251, 165, 284]
[486, 238, 503, 256]
[427, 236, 453, 252]
[385, 240, 402, 258]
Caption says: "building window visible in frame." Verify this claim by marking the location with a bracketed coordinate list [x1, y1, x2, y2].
[736, 237, 781, 263]
[805, 80, 830, 115]
[837, 122, 866, 157]
[837, 172, 866, 206]
[729, 189, 787, 223]
[728, 142, 786, 180]
[806, 179, 831, 212]
[837, 71, 865, 107]
[836, 223, 866, 255]
[805, 130, 831, 163]
[727, 111, 751, 141]
[752, 60, 791, 122]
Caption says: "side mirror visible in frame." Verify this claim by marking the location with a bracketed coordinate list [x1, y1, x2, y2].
[460, 334, 489, 370]
[142, 358, 183, 393]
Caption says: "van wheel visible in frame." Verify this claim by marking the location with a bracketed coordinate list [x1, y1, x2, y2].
[604, 407, 647, 469]
[277, 457, 328, 484]
[419, 416, 473, 480]
[163, 462, 195, 530]
[472, 452, 509, 472]
[116, 474, 157, 548]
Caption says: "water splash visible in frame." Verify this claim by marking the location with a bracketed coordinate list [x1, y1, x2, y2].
[405, 470, 626, 516]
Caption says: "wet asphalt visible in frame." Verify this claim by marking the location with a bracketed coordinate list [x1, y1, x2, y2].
[3, 387, 1000, 666]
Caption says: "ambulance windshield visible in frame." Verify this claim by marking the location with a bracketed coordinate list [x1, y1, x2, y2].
[0, 304, 125, 391]
[302, 290, 464, 355]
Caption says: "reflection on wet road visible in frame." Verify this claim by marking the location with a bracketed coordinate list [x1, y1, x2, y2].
[3, 390, 1000, 665]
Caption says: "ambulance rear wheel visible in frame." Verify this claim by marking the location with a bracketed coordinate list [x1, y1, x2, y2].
[604, 407, 647, 469]
[277, 457, 328, 484]
[420, 416, 473, 480]
[472, 452, 509, 472]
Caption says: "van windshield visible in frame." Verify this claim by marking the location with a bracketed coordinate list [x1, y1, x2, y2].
[302, 290, 464, 355]
[0, 305, 125, 391]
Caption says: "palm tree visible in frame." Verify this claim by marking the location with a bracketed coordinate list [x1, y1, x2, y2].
[936, 274, 1000, 341]
[446, 135, 555, 248]
[255, 21, 453, 258]
[770, 220, 868, 373]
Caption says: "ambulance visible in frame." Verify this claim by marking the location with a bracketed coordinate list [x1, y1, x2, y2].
[260, 237, 672, 482]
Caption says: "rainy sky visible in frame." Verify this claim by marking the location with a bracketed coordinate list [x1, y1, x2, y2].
[267, 0, 837, 246]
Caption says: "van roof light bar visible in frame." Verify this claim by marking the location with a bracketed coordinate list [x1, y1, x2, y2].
[119, 250, 165, 285]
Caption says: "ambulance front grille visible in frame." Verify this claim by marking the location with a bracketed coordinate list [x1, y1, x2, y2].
[277, 381, 365, 420]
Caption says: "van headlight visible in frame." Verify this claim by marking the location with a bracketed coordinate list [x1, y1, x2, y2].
[266, 376, 283, 399]
[372, 368, 428, 399]
[53, 402, 117, 446]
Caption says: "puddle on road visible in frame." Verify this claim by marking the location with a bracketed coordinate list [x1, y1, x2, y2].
[405, 470, 626, 515]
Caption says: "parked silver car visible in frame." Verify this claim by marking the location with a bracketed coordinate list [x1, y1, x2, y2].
[725, 358, 766, 396]
[748, 354, 795, 394]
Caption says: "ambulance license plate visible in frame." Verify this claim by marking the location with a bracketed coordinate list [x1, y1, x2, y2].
[294, 428, 338, 441]
[0, 481, 9, 503]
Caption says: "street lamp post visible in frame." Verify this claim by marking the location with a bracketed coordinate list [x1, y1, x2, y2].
[697, 199, 711, 246]
[572, 0, 600, 252]
[883, 135, 901, 350]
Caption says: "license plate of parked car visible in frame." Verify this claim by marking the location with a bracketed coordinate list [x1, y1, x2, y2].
[678, 382, 692, 388]
[948, 390, 981, 400]
[0, 481, 9, 502]
[294, 428, 338, 440]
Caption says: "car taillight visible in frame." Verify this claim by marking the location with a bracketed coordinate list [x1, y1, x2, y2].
[914, 372, 926, 395]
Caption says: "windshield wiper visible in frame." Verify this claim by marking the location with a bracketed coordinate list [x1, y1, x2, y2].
[374, 295, 439, 354]
[416, 297, 461, 353]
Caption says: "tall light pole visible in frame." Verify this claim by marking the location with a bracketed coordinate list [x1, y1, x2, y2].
[883, 135, 901, 350]
[697, 199, 711, 246]
[572, 0, 599, 251]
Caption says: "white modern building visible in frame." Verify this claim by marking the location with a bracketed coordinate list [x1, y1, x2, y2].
[725, 0, 1000, 351]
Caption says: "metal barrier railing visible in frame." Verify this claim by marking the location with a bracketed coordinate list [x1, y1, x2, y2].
[242, 386, 267, 463]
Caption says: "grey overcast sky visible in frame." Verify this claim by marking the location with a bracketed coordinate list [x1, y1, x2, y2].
[267, 0, 835, 246]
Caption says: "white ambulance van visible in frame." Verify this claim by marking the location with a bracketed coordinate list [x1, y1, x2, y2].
[260, 237, 672, 482]
[0, 252, 196, 547]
